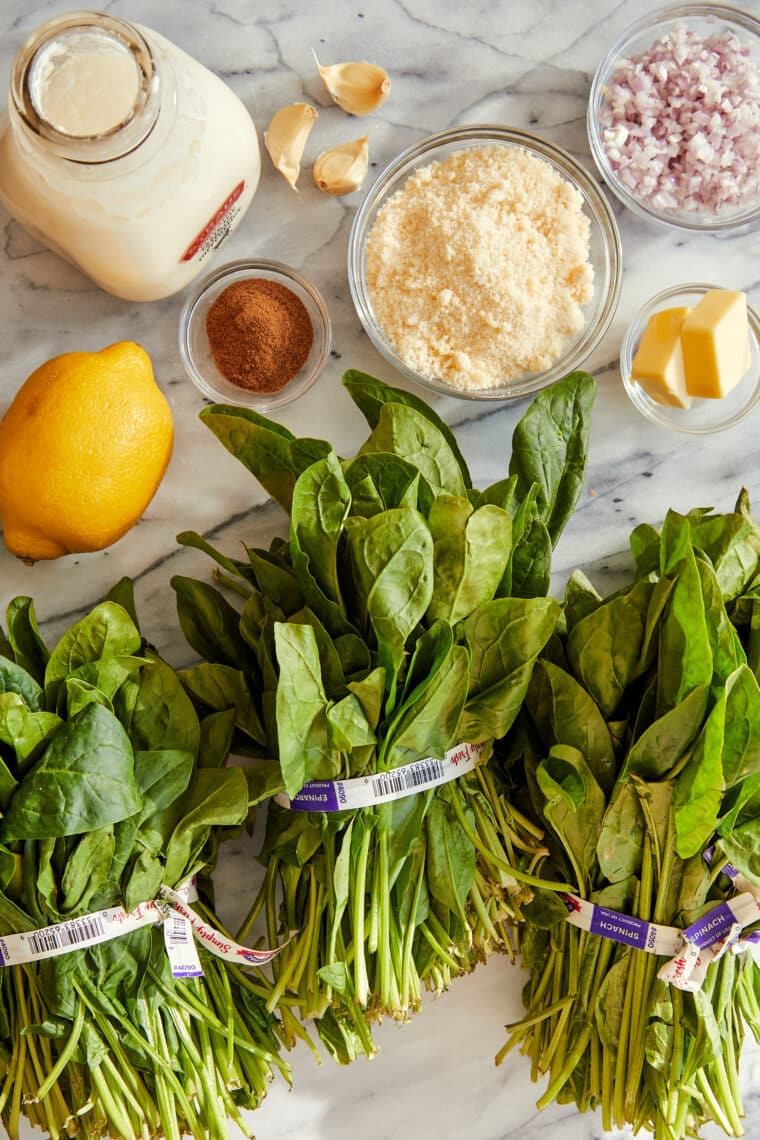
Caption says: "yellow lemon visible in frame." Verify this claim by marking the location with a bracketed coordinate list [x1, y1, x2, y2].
[0, 342, 173, 561]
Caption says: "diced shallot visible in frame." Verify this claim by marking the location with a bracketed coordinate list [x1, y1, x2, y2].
[598, 25, 760, 215]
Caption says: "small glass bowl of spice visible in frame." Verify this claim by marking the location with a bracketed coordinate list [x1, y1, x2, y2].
[179, 259, 332, 410]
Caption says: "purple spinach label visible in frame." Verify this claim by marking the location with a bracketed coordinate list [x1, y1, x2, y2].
[684, 903, 737, 949]
[289, 781, 341, 812]
[590, 905, 653, 950]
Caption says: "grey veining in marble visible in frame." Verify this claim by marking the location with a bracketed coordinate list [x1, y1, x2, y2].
[1, 1, 759, 1138]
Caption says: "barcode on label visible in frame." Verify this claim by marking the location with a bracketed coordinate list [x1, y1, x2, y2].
[27, 916, 106, 957]
[371, 758, 446, 800]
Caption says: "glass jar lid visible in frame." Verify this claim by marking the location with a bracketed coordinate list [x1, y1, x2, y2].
[10, 11, 161, 163]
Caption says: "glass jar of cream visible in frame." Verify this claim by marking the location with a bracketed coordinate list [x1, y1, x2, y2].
[0, 12, 261, 301]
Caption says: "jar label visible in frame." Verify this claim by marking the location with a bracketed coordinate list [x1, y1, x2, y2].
[181, 181, 246, 262]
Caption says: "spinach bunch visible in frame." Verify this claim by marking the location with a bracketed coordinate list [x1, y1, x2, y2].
[173, 368, 595, 1062]
[0, 585, 289, 1140]
[503, 492, 760, 1139]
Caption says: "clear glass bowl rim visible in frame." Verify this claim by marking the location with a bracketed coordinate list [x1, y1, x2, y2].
[620, 282, 760, 434]
[348, 123, 623, 402]
[587, 2, 760, 233]
[178, 257, 332, 412]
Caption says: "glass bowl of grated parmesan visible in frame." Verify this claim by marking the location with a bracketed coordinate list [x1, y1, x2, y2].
[588, 4, 760, 232]
[348, 124, 622, 401]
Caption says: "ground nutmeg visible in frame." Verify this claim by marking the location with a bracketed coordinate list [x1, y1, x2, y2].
[206, 277, 313, 393]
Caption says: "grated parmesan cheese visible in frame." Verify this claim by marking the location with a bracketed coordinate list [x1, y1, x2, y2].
[365, 145, 594, 391]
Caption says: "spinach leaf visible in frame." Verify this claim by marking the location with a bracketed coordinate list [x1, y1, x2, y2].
[508, 371, 595, 546]
[674, 665, 760, 859]
[690, 506, 760, 601]
[0, 753, 18, 811]
[198, 709, 236, 769]
[134, 750, 197, 823]
[427, 496, 511, 625]
[347, 667, 386, 732]
[505, 487, 552, 598]
[101, 578, 141, 631]
[527, 660, 615, 794]
[64, 656, 144, 720]
[274, 622, 336, 797]
[463, 597, 560, 692]
[179, 662, 265, 744]
[164, 767, 248, 885]
[334, 632, 372, 678]
[60, 826, 115, 913]
[720, 664, 760, 785]
[697, 558, 746, 688]
[177, 530, 254, 582]
[673, 694, 727, 859]
[0, 703, 142, 840]
[717, 818, 760, 884]
[384, 643, 470, 768]
[457, 598, 560, 742]
[121, 653, 201, 757]
[624, 684, 708, 781]
[0, 706, 62, 775]
[326, 694, 376, 753]
[0, 657, 44, 711]
[171, 576, 252, 670]
[597, 783, 645, 883]
[5, 597, 49, 683]
[44, 603, 141, 706]
[199, 404, 332, 512]
[535, 743, 606, 891]
[656, 512, 713, 715]
[563, 569, 603, 630]
[425, 791, 475, 924]
[246, 548, 302, 613]
[245, 759, 285, 806]
[290, 452, 351, 611]
[480, 475, 518, 512]
[342, 368, 471, 488]
[288, 607, 347, 698]
[357, 403, 468, 500]
[566, 577, 655, 716]
[110, 747, 196, 882]
[347, 507, 434, 692]
[343, 452, 421, 518]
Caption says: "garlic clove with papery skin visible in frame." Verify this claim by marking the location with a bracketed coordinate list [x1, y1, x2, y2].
[315, 58, 390, 116]
[264, 103, 318, 190]
[313, 136, 369, 195]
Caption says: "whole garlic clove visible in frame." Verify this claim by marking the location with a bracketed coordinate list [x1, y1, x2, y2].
[264, 103, 318, 190]
[316, 59, 390, 116]
[313, 136, 369, 195]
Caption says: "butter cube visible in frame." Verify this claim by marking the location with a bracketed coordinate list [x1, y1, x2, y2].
[631, 306, 692, 408]
[681, 290, 749, 399]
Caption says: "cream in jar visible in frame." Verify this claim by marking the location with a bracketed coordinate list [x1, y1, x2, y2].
[0, 13, 261, 301]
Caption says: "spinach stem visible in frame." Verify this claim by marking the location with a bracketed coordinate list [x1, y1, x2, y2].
[36, 997, 85, 1101]
[352, 823, 372, 1007]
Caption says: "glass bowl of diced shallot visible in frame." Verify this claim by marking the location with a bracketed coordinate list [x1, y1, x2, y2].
[620, 283, 760, 433]
[588, 4, 760, 232]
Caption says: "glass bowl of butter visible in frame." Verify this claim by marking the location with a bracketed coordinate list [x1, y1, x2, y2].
[620, 283, 760, 434]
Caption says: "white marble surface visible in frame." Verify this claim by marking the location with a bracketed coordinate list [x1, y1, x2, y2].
[1, 1, 759, 1138]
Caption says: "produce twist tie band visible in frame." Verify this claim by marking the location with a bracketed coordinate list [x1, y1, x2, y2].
[277, 741, 484, 812]
[0, 879, 287, 980]
[561, 860, 760, 993]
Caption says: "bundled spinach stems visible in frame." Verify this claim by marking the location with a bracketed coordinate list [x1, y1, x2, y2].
[501, 492, 760, 1139]
[0, 585, 290, 1140]
[173, 368, 595, 1061]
